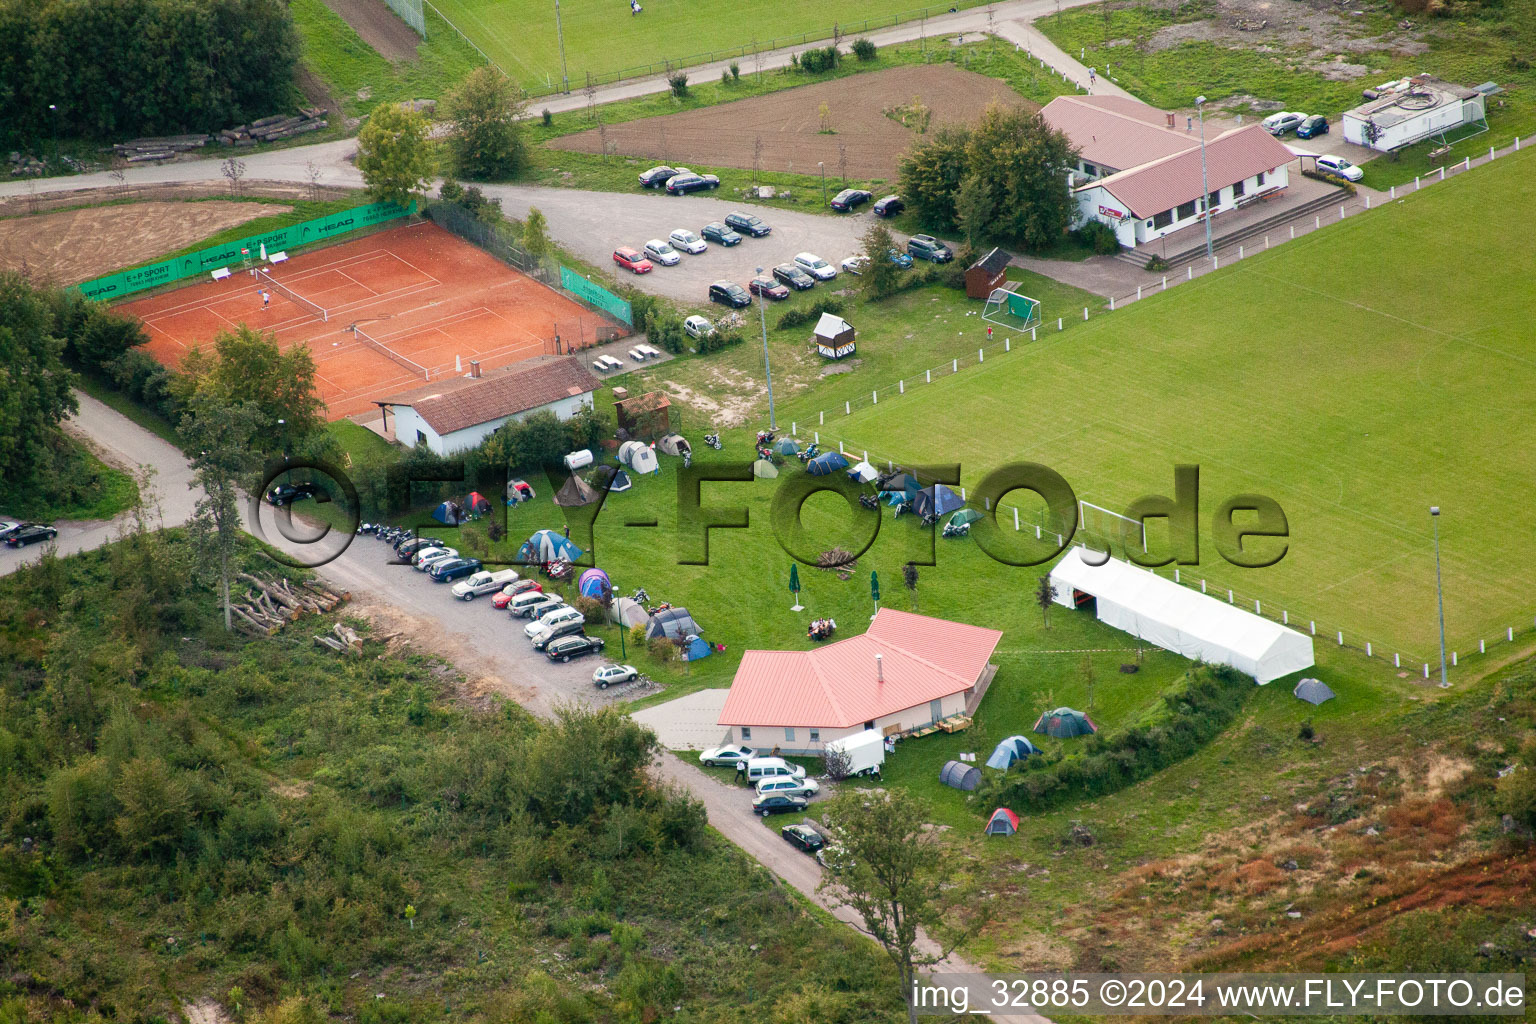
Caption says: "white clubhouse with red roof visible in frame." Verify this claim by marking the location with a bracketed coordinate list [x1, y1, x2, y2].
[717, 609, 1002, 756]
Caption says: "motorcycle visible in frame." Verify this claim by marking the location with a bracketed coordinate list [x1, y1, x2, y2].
[703, 433, 722, 450]
[359, 522, 377, 535]
[683, 451, 692, 469]
[756, 430, 776, 445]
[919, 512, 941, 528]
[796, 443, 821, 463]
[630, 587, 650, 606]
[756, 445, 780, 464]
[942, 520, 971, 538]
[858, 494, 880, 511]
[892, 500, 914, 519]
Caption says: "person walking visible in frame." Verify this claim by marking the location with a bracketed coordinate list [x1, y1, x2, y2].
[260, 289, 270, 308]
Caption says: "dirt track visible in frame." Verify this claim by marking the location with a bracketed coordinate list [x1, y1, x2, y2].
[0, 200, 290, 286]
[321, 0, 421, 62]
[549, 64, 1034, 180]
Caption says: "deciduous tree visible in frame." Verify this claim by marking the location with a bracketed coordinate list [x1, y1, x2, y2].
[357, 103, 435, 209]
[858, 221, 902, 300]
[0, 272, 78, 497]
[896, 124, 971, 229]
[179, 395, 266, 631]
[443, 66, 528, 180]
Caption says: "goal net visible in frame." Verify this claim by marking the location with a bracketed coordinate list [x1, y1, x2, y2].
[982, 287, 1042, 333]
[1077, 500, 1146, 559]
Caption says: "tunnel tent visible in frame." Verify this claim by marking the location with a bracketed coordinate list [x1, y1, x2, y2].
[1048, 547, 1315, 684]
[806, 451, 850, 476]
[682, 636, 713, 661]
[940, 760, 982, 791]
[848, 460, 879, 483]
[619, 441, 659, 476]
[430, 500, 462, 525]
[753, 459, 780, 478]
[912, 484, 964, 518]
[647, 607, 702, 641]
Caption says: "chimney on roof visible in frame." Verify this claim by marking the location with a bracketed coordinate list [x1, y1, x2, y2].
[469, 360, 481, 378]
[875, 653, 884, 684]
[1166, 112, 1176, 128]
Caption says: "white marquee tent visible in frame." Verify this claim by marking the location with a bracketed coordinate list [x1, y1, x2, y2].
[1048, 547, 1314, 684]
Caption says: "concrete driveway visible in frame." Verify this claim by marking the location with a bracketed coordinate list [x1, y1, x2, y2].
[632, 688, 730, 749]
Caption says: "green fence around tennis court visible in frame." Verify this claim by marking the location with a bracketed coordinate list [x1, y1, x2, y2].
[559, 266, 633, 326]
[77, 201, 415, 302]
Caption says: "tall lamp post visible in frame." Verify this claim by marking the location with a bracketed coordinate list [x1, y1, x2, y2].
[818, 162, 826, 207]
[554, 0, 571, 94]
[756, 266, 776, 430]
[1431, 506, 1449, 688]
[1195, 95, 1213, 263]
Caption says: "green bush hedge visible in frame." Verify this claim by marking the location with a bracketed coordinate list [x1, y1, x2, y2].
[776, 297, 845, 330]
[980, 665, 1253, 811]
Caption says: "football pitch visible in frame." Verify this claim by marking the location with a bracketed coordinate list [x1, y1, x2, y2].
[832, 150, 1536, 659]
[429, 0, 961, 90]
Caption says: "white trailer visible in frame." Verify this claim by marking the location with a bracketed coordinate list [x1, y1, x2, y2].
[824, 729, 885, 777]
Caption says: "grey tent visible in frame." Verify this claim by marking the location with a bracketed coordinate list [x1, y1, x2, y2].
[985, 735, 1041, 770]
[607, 597, 651, 629]
[554, 474, 600, 507]
[1293, 677, 1336, 705]
[939, 760, 981, 791]
[913, 484, 964, 518]
[1033, 707, 1098, 738]
[647, 606, 702, 641]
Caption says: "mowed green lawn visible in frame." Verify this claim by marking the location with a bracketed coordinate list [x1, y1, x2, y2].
[431, 0, 967, 90]
[825, 150, 1536, 660]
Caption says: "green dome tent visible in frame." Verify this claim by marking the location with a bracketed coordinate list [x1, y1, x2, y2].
[1032, 707, 1098, 738]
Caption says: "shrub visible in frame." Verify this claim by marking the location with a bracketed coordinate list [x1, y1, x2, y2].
[648, 637, 678, 662]
[800, 47, 837, 73]
[645, 310, 688, 354]
[1302, 167, 1357, 195]
[776, 297, 845, 330]
[1298, 720, 1316, 741]
[1144, 253, 1169, 272]
[572, 595, 606, 624]
[667, 70, 689, 98]
[696, 328, 744, 354]
[438, 178, 463, 201]
[722, 68, 731, 85]
[541, 108, 553, 127]
[729, 61, 740, 80]
[1074, 218, 1122, 254]
[851, 37, 877, 61]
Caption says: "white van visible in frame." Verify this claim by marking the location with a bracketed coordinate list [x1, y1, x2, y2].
[451, 568, 519, 600]
[738, 756, 807, 782]
[509, 591, 562, 618]
[524, 605, 583, 640]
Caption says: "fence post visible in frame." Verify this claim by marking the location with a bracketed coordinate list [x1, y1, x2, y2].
[839, 440, 844, 454]
[1265, 235, 1269, 249]
[926, 369, 931, 383]
[1440, 166, 1445, 180]
[1365, 195, 1370, 209]
[1340, 205, 1346, 219]
[1489, 146, 1495, 160]
[1337, 631, 1344, 646]
[1464, 156, 1470, 170]
[1109, 296, 1115, 310]
[1030, 327, 1036, 341]
[1227, 589, 1233, 603]
[899, 379, 904, 393]
[1424, 663, 1430, 678]
[1509, 627, 1515, 642]
[1282, 610, 1288, 624]
[1394, 652, 1400, 667]
[1480, 639, 1486, 654]
[1366, 642, 1372, 657]
[978, 348, 984, 362]
[1290, 225, 1295, 239]
[1175, 569, 1180, 582]
[1316, 215, 1321, 229]
[1006, 337, 1011, 351]
[1187, 266, 1193, 280]
[1057, 318, 1063, 331]
[792, 421, 796, 435]
[960, 486, 966, 500]
[1416, 175, 1421, 190]
[1239, 245, 1244, 259]
[845, 401, 850, 415]
[1453, 650, 1458, 666]
[952, 359, 957, 372]
[1310, 621, 1316, 635]
[1254, 599, 1260, 614]
[1036, 525, 1041, 538]
[1213, 255, 1219, 269]
[1200, 579, 1206, 593]
[862, 450, 867, 461]
[1136, 285, 1142, 301]
[1083, 307, 1089, 320]
[1014, 508, 1019, 530]
[1162, 275, 1167, 290]
[872, 390, 877, 404]
[815, 431, 820, 444]
[819, 410, 824, 425]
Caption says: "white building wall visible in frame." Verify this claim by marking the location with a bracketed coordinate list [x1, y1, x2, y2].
[1343, 94, 1484, 151]
[729, 689, 971, 756]
[392, 391, 594, 457]
[1078, 164, 1291, 251]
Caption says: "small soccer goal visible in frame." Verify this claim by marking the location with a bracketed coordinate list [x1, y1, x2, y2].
[1078, 500, 1147, 556]
[982, 287, 1042, 333]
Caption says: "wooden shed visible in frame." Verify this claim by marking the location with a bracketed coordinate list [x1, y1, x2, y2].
[814, 312, 857, 359]
[965, 247, 1012, 300]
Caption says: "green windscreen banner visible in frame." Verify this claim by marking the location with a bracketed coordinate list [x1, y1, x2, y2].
[78, 201, 414, 302]
[560, 265, 633, 326]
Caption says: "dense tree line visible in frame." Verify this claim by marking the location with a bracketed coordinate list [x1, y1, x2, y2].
[0, 0, 298, 147]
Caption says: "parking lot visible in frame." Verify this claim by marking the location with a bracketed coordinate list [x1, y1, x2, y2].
[479, 182, 897, 305]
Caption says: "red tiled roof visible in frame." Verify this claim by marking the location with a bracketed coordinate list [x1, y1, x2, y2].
[1089, 124, 1295, 219]
[718, 608, 1003, 729]
[375, 355, 601, 436]
[1039, 94, 1193, 171]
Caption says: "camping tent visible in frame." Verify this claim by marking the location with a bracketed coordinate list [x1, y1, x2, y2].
[1293, 677, 1336, 705]
[879, 472, 921, 497]
[578, 568, 611, 598]
[848, 460, 879, 483]
[773, 438, 800, 456]
[1048, 548, 1315, 684]
[431, 500, 462, 525]
[950, 507, 984, 527]
[590, 465, 633, 493]
[984, 808, 1020, 836]
[647, 607, 702, 641]
[806, 451, 851, 476]
[1033, 707, 1097, 738]
[657, 434, 691, 457]
[618, 441, 659, 476]
[985, 735, 1040, 770]
[506, 479, 535, 504]
[607, 597, 651, 628]
[813, 312, 856, 359]
[682, 636, 712, 661]
[554, 474, 600, 507]
[913, 484, 964, 517]
[752, 459, 780, 478]
[939, 760, 982, 791]
[465, 491, 491, 516]
[520, 529, 583, 563]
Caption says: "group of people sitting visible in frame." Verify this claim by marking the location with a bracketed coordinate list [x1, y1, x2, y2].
[807, 618, 837, 642]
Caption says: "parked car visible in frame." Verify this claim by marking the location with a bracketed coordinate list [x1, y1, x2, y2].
[781, 823, 825, 852]
[750, 276, 790, 300]
[509, 591, 563, 618]
[430, 557, 482, 582]
[491, 579, 542, 609]
[707, 281, 751, 308]
[613, 247, 653, 274]
[666, 172, 720, 195]
[0, 521, 22, 543]
[815, 841, 849, 868]
[1315, 153, 1364, 182]
[757, 775, 822, 797]
[907, 234, 953, 262]
[873, 194, 904, 217]
[1296, 114, 1330, 139]
[724, 211, 771, 237]
[884, 247, 915, 269]
[738, 756, 807, 782]
[793, 252, 837, 281]
[830, 188, 872, 211]
[701, 221, 742, 246]
[669, 228, 708, 254]
[450, 568, 519, 600]
[772, 263, 815, 290]
[1261, 111, 1307, 136]
[4, 523, 57, 547]
[638, 165, 680, 188]
[524, 605, 584, 640]
[395, 536, 432, 557]
[684, 314, 716, 339]
[415, 547, 459, 570]
[546, 634, 605, 662]
[530, 617, 587, 649]
[592, 663, 639, 689]
[699, 744, 756, 767]
[643, 239, 682, 266]
[266, 481, 318, 506]
[753, 793, 810, 817]
[841, 254, 871, 275]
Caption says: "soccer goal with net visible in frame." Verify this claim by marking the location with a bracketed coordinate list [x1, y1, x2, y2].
[982, 287, 1042, 333]
[1078, 500, 1147, 557]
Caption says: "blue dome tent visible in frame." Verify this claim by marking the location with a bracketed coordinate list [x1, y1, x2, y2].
[431, 500, 463, 525]
[912, 484, 964, 518]
[806, 451, 851, 476]
[578, 568, 611, 598]
[519, 529, 584, 564]
[985, 735, 1041, 770]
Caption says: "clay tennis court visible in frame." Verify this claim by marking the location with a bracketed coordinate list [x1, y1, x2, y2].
[117, 221, 623, 419]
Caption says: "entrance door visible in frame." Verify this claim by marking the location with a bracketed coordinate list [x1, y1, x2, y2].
[930, 699, 942, 723]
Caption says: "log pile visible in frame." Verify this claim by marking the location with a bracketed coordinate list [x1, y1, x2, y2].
[230, 573, 349, 636]
[111, 134, 212, 163]
[219, 109, 328, 148]
[315, 622, 364, 654]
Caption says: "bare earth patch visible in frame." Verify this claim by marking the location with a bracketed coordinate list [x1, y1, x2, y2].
[549, 64, 1036, 180]
[182, 999, 231, 1024]
[0, 200, 290, 286]
[319, 0, 420, 62]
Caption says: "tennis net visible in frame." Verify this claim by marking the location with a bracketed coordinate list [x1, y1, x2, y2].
[257, 269, 328, 322]
[353, 325, 430, 381]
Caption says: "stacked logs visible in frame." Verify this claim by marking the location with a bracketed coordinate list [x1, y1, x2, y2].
[231, 573, 349, 637]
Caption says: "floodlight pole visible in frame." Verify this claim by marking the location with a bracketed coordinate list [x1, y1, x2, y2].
[554, 0, 571, 94]
[1431, 506, 1448, 688]
[757, 266, 776, 430]
[1196, 95, 1213, 263]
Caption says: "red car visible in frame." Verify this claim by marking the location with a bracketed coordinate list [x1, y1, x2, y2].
[750, 277, 790, 300]
[491, 579, 543, 609]
[613, 247, 654, 274]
